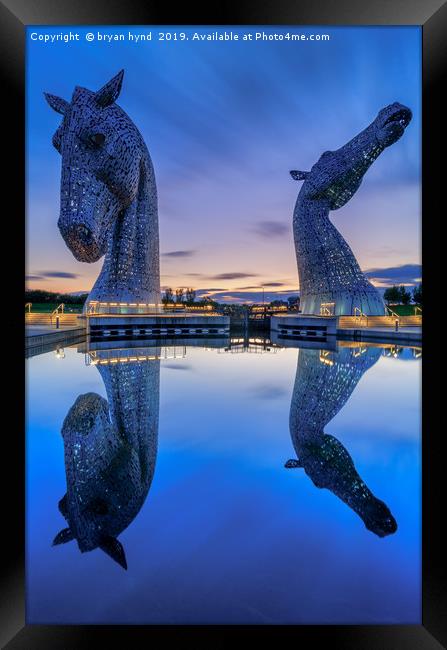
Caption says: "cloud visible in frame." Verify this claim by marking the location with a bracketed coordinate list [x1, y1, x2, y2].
[235, 286, 260, 290]
[234, 282, 287, 290]
[217, 295, 250, 303]
[364, 263, 422, 287]
[163, 363, 193, 371]
[248, 384, 289, 400]
[199, 287, 228, 292]
[209, 272, 260, 280]
[198, 289, 299, 303]
[162, 250, 196, 258]
[251, 221, 289, 238]
[40, 271, 80, 279]
[26, 275, 45, 281]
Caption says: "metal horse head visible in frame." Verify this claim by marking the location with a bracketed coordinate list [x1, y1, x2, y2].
[53, 355, 160, 569]
[45, 70, 144, 262]
[290, 102, 412, 210]
[285, 345, 397, 538]
[289, 102, 412, 316]
[45, 71, 160, 306]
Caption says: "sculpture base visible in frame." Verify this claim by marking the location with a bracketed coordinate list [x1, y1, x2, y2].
[300, 290, 386, 316]
[270, 314, 337, 344]
[271, 313, 422, 346]
[82, 313, 230, 340]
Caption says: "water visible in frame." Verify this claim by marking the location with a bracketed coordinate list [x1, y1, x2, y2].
[26, 338, 421, 624]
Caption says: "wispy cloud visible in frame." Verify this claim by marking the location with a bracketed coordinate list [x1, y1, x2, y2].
[247, 384, 289, 400]
[200, 287, 228, 292]
[209, 272, 259, 280]
[40, 271, 80, 279]
[197, 289, 299, 303]
[235, 285, 260, 290]
[364, 263, 421, 287]
[251, 221, 289, 238]
[27, 271, 80, 281]
[163, 363, 193, 371]
[162, 250, 196, 258]
[234, 282, 287, 290]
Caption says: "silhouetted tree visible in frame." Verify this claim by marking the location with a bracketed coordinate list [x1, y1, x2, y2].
[25, 289, 87, 305]
[162, 288, 174, 304]
[383, 286, 401, 304]
[185, 288, 196, 304]
[399, 285, 412, 305]
[412, 283, 422, 305]
[287, 295, 300, 310]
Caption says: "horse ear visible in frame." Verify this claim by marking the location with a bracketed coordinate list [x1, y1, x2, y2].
[99, 536, 127, 570]
[44, 93, 69, 115]
[95, 69, 124, 107]
[290, 170, 309, 181]
[52, 527, 74, 545]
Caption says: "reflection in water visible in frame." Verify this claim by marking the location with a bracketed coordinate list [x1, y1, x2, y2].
[53, 352, 160, 569]
[286, 345, 398, 537]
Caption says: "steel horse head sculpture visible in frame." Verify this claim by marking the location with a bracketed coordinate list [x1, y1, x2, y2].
[290, 102, 412, 316]
[45, 70, 160, 309]
[285, 344, 397, 538]
[53, 352, 160, 569]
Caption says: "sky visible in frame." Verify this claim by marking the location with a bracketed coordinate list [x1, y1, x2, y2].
[26, 26, 421, 303]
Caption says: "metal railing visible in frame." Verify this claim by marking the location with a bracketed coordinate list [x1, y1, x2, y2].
[85, 301, 216, 316]
[353, 307, 368, 326]
[320, 302, 335, 316]
[85, 345, 187, 365]
[25, 302, 32, 313]
[50, 303, 65, 326]
[386, 306, 400, 320]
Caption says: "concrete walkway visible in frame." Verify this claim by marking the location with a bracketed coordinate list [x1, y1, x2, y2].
[26, 325, 84, 336]
[337, 326, 421, 344]
[25, 325, 86, 356]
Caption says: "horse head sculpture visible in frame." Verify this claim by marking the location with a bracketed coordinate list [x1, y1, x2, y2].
[290, 102, 412, 316]
[45, 70, 160, 307]
[285, 344, 397, 538]
[53, 353, 160, 569]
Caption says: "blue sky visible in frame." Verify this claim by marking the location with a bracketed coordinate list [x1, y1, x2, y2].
[26, 26, 421, 302]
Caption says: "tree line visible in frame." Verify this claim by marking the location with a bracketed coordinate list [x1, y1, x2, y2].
[162, 287, 198, 304]
[383, 283, 422, 306]
[25, 289, 88, 305]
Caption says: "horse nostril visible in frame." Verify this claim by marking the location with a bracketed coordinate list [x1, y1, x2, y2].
[77, 225, 93, 242]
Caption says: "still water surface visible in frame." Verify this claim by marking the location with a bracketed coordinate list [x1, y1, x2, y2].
[26, 338, 421, 624]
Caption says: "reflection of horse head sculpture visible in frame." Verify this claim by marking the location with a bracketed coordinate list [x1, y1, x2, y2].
[285, 345, 397, 537]
[290, 102, 412, 315]
[45, 70, 160, 307]
[53, 356, 160, 569]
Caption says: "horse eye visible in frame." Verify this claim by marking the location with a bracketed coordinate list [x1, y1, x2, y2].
[90, 133, 105, 147]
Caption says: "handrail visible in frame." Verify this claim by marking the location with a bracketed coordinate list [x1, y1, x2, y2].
[84, 301, 215, 315]
[386, 306, 400, 320]
[353, 307, 367, 326]
[25, 302, 32, 313]
[320, 301, 335, 316]
[50, 303, 65, 325]
[51, 303, 65, 315]
[414, 305, 422, 315]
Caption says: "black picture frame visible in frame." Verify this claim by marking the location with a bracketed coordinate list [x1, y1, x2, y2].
[5, 1, 445, 647]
